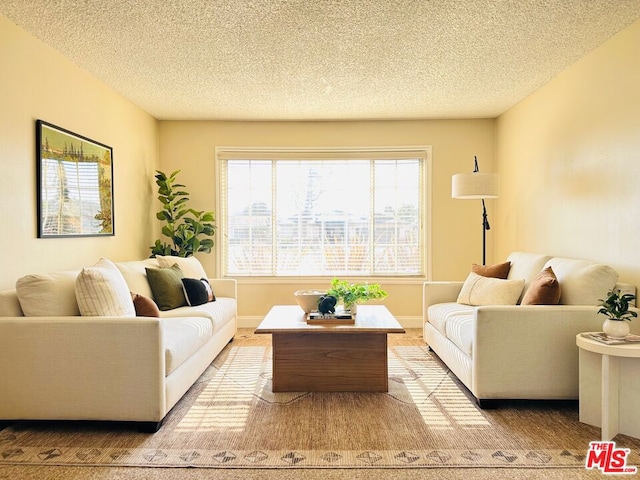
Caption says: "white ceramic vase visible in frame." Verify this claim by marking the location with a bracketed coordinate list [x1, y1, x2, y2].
[602, 319, 630, 339]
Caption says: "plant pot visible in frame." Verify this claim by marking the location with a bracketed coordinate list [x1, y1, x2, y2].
[602, 319, 630, 339]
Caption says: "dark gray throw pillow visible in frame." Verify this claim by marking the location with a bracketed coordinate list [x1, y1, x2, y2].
[182, 278, 215, 306]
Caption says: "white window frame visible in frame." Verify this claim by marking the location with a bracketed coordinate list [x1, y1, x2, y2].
[215, 146, 432, 280]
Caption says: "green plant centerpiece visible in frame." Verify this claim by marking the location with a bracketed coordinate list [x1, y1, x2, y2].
[326, 278, 388, 314]
[150, 170, 216, 257]
[598, 288, 637, 339]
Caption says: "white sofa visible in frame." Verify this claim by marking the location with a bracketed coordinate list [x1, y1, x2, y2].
[0, 256, 237, 432]
[423, 252, 637, 407]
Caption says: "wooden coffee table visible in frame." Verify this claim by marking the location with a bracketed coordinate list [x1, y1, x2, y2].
[255, 305, 405, 392]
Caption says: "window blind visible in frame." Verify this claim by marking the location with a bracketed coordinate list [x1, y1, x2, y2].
[218, 147, 429, 277]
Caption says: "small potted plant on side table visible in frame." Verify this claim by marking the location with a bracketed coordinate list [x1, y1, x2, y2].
[598, 288, 637, 339]
[326, 278, 388, 315]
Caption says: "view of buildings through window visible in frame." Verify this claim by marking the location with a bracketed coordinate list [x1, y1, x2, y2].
[220, 150, 427, 277]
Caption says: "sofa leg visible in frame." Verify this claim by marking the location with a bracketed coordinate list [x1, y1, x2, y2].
[137, 420, 163, 433]
[477, 399, 499, 409]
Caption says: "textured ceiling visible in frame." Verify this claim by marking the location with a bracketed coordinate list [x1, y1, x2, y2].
[2, 1, 640, 121]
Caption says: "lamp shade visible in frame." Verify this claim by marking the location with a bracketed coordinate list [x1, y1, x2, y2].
[452, 172, 499, 199]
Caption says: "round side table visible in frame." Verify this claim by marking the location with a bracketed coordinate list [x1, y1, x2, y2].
[576, 333, 640, 440]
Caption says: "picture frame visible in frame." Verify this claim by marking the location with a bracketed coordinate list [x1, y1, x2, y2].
[36, 120, 114, 237]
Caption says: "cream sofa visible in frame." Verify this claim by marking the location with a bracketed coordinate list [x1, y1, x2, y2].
[423, 252, 637, 407]
[0, 256, 237, 432]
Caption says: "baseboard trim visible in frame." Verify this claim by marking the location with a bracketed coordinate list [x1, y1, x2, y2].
[239, 315, 423, 329]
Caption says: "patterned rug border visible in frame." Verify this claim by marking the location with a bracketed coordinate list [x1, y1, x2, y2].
[0, 441, 603, 469]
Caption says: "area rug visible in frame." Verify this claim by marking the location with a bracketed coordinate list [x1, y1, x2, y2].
[1, 330, 639, 470]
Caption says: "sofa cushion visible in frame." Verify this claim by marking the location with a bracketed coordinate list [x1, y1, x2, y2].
[146, 264, 188, 311]
[132, 293, 161, 317]
[472, 261, 511, 279]
[156, 255, 208, 279]
[162, 317, 214, 376]
[457, 272, 524, 306]
[15, 269, 81, 316]
[75, 258, 136, 317]
[445, 313, 474, 358]
[543, 257, 618, 305]
[506, 252, 553, 302]
[521, 267, 561, 305]
[427, 302, 474, 335]
[160, 297, 237, 333]
[116, 259, 159, 299]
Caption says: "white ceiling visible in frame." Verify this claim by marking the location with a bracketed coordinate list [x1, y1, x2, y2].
[2, 1, 639, 121]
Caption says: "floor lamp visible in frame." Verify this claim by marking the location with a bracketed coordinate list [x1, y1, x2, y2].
[452, 156, 499, 265]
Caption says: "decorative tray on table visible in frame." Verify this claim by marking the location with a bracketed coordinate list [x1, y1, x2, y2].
[306, 309, 355, 325]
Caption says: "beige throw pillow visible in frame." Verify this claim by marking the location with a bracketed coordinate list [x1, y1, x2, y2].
[543, 257, 618, 305]
[156, 255, 207, 279]
[457, 272, 525, 306]
[75, 258, 136, 316]
[16, 269, 81, 316]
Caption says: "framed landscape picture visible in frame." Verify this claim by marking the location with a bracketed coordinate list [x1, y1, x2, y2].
[36, 120, 114, 237]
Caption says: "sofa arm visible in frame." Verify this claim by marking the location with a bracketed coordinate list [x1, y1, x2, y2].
[423, 281, 464, 310]
[0, 316, 165, 422]
[471, 305, 632, 400]
[208, 278, 237, 300]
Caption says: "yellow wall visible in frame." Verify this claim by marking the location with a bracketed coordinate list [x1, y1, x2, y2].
[496, 19, 640, 287]
[0, 14, 159, 290]
[158, 119, 496, 322]
[6, 8, 637, 324]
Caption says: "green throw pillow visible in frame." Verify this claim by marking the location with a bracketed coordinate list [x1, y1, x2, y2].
[145, 264, 187, 311]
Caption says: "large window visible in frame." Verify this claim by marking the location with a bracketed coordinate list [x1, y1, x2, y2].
[218, 148, 430, 277]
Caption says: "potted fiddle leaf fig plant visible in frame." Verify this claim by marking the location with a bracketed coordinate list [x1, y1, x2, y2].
[150, 170, 216, 258]
[598, 289, 637, 339]
[326, 278, 388, 314]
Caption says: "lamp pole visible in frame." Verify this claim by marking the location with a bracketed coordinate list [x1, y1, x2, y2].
[472, 156, 491, 266]
[481, 198, 490, 265]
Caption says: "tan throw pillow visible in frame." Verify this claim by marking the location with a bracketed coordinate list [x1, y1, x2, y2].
[145, 264, 187, 311]
[457, 272, 525, 306]
[131, 293, 161, 317]
[521, 267, 562, 305]
[156, 255, 207, 279]
[472, 261, 511, 279]
[75, 258, 136, 316]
